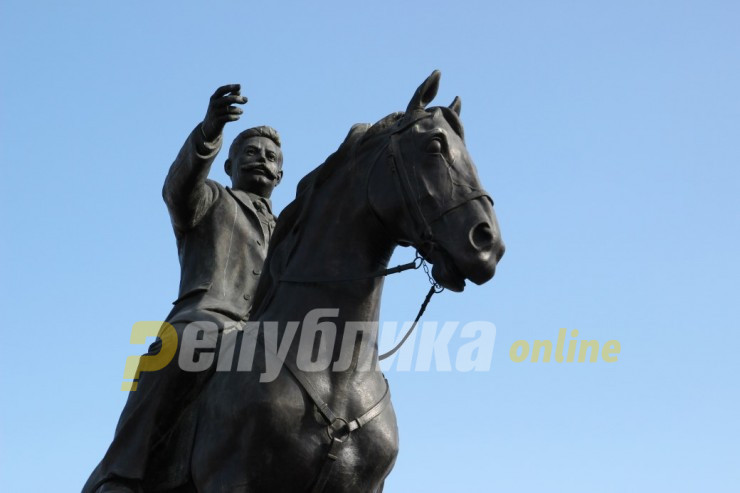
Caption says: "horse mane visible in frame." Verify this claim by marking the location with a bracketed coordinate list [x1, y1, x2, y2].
[361, 107, 463, 146]
[250, 122, 370, 317]
[360, 112, 404, 144]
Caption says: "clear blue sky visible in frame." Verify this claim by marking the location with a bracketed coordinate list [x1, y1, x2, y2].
[1, 1, 738, 491]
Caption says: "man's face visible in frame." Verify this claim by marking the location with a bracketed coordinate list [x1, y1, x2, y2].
[227, 136, 283, 197]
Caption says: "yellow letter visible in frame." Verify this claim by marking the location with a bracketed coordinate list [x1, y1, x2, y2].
[578, 340, 599, 362]
[121, 321, 178, 391]
[531, 340, 552, 362]
[602, 340, 621, 362]
[555, 328, 566, 363]
[509, 340, 529, 363]
[566, 329, 578, 363]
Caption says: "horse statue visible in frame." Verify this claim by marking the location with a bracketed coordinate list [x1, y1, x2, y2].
[146, 70, 504, 492]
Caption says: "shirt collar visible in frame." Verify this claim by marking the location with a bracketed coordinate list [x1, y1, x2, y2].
[246, 192, 273, 215]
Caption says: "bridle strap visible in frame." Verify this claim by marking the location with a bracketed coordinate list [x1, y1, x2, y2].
[388, 132, 435, 249]
[386, 117, 492, 249]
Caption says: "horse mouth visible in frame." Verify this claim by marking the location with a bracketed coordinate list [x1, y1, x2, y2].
[423, 242, 498, 293]
[425, 248, 467, 292]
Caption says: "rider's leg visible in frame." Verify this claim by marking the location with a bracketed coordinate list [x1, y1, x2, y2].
[82, 320, 219, 492]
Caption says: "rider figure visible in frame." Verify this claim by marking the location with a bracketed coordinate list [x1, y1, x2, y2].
[83, 84, 283, 493]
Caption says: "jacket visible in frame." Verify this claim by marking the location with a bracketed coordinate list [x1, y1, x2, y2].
[162, 125, 275, 325]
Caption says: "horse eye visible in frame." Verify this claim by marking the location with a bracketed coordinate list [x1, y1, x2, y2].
[426, 138, 443, 154]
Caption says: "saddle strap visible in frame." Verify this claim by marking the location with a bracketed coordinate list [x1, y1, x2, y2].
[309, 380, 391, 493]
[266, 342, 391, 492]
[280, 360, 391, 493]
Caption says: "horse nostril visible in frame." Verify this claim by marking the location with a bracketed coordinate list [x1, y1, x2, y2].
[470, 222, 494, 250]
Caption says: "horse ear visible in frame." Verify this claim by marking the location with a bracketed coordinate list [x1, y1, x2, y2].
[449, 96, 462, 116]
[406, 70, 441, 113]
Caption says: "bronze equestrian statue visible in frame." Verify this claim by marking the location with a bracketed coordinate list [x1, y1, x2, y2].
[88, 71, 504, 493]
[168, 71, 502, 492]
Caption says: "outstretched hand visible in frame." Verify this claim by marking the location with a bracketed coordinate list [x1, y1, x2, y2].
[201, 84, 248, 142]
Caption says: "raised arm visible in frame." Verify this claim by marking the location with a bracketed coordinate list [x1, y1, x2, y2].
[163, 84, 247, 231]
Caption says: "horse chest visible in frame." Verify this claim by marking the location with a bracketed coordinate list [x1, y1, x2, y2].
[255, 372, 398, 492]
[235, 371, 400, 492]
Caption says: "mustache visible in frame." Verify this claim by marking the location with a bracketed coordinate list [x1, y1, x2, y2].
[240, 164, 278, 180]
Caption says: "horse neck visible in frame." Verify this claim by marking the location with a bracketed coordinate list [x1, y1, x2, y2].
[267, 157, 396, 325]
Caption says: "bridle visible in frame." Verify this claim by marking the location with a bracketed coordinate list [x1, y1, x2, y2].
[380, 111, 492, 254]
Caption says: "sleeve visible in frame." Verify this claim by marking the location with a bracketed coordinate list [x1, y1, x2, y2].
[162, 123, 223, 231]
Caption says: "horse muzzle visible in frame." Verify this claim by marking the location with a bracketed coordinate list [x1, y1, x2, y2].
[427, 197, 504, 292]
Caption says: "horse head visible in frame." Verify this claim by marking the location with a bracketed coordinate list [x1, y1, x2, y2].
[366, 70, 505, 292]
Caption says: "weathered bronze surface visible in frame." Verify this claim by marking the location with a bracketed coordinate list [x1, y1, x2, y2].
[85, 72, 504, 493]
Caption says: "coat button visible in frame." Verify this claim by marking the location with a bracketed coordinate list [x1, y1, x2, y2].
[252, 269, 261, 275]
[243, 294, 251, 300]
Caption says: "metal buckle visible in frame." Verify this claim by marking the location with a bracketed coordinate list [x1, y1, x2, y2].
[326, 418, 351, 443]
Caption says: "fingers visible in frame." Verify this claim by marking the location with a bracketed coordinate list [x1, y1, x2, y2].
[219, 94, 248, 106]
[214, 106, 243, 122]
[208, 92, 246, 116]
[211, 102, 244, 116]
[223, 107, 243, 118]
[203, 84, 247, 139]
[212, 83, 241, 100]
[210, 92, 247, 115]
